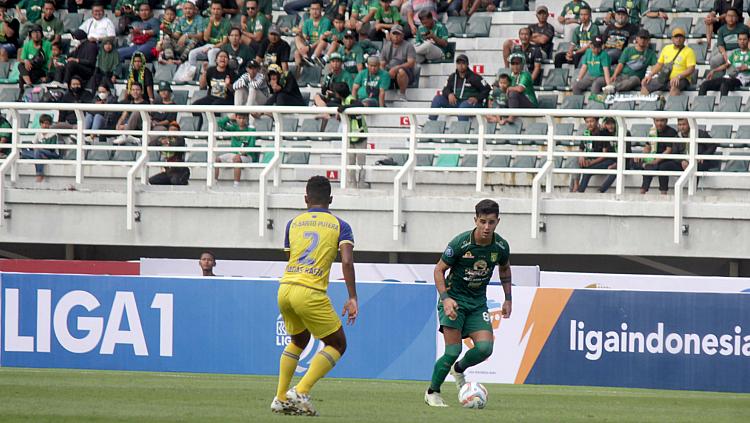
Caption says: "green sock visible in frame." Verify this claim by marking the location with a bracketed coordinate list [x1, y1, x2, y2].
[456, 340, 493, 371]
[429, 344, 462, 392]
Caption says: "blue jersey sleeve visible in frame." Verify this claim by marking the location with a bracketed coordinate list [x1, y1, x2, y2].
[337, 217, 354, 246]
[283, 219, 293, 251]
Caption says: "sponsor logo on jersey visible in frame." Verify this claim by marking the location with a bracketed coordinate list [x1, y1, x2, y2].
[444, 246, 454, 258]
[463, 251, 475, 259]
[490, 253, 498, 263]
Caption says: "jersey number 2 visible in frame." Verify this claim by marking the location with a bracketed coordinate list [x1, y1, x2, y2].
[298, 231, 320, 265]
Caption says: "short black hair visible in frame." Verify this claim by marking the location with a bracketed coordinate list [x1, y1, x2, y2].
[498, 73, 511, 82]
[332, 81, 350, 98]
[334, 13, 345, 21]
[310, 0, 323, 6]
[165, 6, 177, 13]
[475, 199, 499, 217]
[200, 251, 216, 260]
[39, 114, 53, 124]
[579, 5, 591, 12]
[306, 175, 332, 205]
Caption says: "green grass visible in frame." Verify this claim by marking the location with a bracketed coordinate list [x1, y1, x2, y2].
[0, 367, 748, 422]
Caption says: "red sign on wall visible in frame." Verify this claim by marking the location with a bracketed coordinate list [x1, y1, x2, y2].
[472, 64, 485, 74]
[400, 116, 410, 126]
[326, 170, 339, 180]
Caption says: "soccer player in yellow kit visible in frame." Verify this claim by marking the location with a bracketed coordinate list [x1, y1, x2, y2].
[272, 175, 358, 416]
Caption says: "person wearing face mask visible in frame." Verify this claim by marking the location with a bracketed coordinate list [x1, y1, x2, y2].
[0, 2, 21, 57]
[84, 83, 118, 142]
[62, 29, 98, 86]
[601, 7, 639, 64]
[55, 75, 93, 129]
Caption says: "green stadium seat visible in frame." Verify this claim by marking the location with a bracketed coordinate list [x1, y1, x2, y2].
[319, 119, 340, 142]
[691, 96, 715, 112]
[445, 16, 467, 37]
[172, 90, 189, 105]
[512, 153, 537, 169]
[445, 121, 471, 144]
[298, 65, 323, 88]
[416, 154, 434, 166]
[490, 121, 522, 145]
[283, 147, 311, 165]
[261, 151, 275, 163]
[0, 86, 19, 102]
[86, 142, 113, 161]
[717, 96, 742, 113]
[525, 122, 548, 146]
[178, 116, 196, 132]
[0, 61, 9, 79]
[711, 125, 733, 147]
[610, 100, 634, 110]
[276, 14, 299, 36]
[112, 148, 138, 162]
[420, 120, 446, 143]
[629, 123, 652, 146]
[561, 94, 584, 110]
[697, 0, 714, 12]
[691, 43, 707, 64]
[281, 118, 299, 142]
[585, 100, 607, 110]
[154, 63, 177, 83]
[692, 17, 707, 38]
[434, 149, 460, 167]
[664, 95, 689, 111]
[255, 117, 274, 141]
[466, 15, 491, 38]
[63, 13, 83, 33]
[668, 18, 693, 37]
[637, 99, 662, 111]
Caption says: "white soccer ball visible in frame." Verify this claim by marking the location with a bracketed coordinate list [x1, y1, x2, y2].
[458, 382, 488, 409]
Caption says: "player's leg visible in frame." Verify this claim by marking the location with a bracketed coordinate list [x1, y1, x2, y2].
[273, 284, 310, 413]
[451, 307, 494, 380]
[295, 326, 345, 394]
[425, 301, 465, 407]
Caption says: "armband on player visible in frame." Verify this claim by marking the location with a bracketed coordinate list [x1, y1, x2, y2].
[500, 276, 511, 285]
[439, 291, 450, 301]
[504, 293, 512, 302]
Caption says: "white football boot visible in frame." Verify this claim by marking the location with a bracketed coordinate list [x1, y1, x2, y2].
[424, 389, 449, 407]
[449, 365, 466, 390]
[270, 396, 299, 415]
[286, 386, 319, 416]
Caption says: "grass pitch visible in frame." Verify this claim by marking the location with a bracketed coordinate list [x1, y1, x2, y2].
[0, 368, 748, 422]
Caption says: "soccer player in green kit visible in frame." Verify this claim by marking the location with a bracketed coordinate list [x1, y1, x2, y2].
[425, 199, 512, 407]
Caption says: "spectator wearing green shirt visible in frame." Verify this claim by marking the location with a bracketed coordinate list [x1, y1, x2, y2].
[215, 113, 257, 187]
[18, 24, 51, 94]
[294, 0, 332, 71]
[554, 0, 590, 42]
[487, 73, 510, 125]
[608, 29, 657, 92]
[35, 1, 62, 44]
[319, 14, 348, 61]
[506, 52, 537, 124]
[188, 1, 230, 67]
[352, 55, 391, 107]
[554, 5, 598, 68]
[710, 8, 747, 70]
[369, 0, 402, 41]
[605, 0, 647, 27]
[338, 30, 365, 74]
[314, 52, 353, 108]
[169, 0, 204, 62]
[348, 0, 377, 32]
[241, 0, 270, 53]
[221, 27, 254, 73]
[572, 37, 612, 95]
[700, 29, 750, 96]
[414, 10, 448, 63]
[15, 0, 44, 40]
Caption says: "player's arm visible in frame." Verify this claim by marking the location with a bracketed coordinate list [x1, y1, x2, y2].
[340, 242, 358, 324]
[499, 260, 512, 318]
[434, 259, 458, 320]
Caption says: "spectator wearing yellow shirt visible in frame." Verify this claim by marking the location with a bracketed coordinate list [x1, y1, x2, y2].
[640, 27, 696, 96]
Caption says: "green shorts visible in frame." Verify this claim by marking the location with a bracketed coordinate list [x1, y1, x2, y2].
[437, 300, 492, 339]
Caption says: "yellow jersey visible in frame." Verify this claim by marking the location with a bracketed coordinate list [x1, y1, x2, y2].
[280, 208, 354, 292]
[657, 44, 696, 81]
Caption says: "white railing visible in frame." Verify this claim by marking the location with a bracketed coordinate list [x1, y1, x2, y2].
[1, 102, 749, 244]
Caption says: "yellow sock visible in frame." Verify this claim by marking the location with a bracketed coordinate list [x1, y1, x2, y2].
[296, 346, 341, 394]
[276, 343, 304, 401]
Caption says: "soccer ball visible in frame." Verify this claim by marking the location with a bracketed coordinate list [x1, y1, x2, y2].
[458, 382, 488, 409]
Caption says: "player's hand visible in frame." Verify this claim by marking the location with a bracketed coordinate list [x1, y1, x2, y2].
[502, 300, 512, 318]
[342, 297, 358, 325]
[442, 297, 458, 320]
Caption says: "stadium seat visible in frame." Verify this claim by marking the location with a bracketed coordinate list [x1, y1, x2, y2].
[466, 15, 492, 38]
[63, 13, 83, 33]
[298, 65, 323, 87]
[179, 116, 196, 132]
[416, 154, 434, 166]
[86, 142, 113, 161]
[112, 147, 138, 162]
[717, 96, 742, 113]
[642, 17, 666, 38]
[668, 18, 692, 37]
[561, 94, 584, 110]
[486, 152, 511, 167]
[594, 0, 615, 12]
[525, 122, 548, 146]
[283, 146, 311, 165]
[445, 16, 467, 37]
[630, 123, 653, 146]
[281, 118, 299, 142]
[255, 117, 274, 141]
[664, 95, 689, 111]
[154, 63, 177, 83]
[637, 99, 662, 111]
[691, 43, 707, 64]
[673, 0, 699, 12]
[187, 143, 207, 163]
[445, 121, 471, 144]
[692, 17, 707, 38]
[649, 0, 674, 12]
[541, 68, 569, 91]
[294, 119, 322, 142]
[420, 120, 446, 143]
[191, 90, 208, 104]
[585, 100, 606, 110]
[490, 121, 522, 145]
[172, 90, 189, 105]
[734, 126, 750, 146]
[428, 42, 456, 64]
[512, 153, 537, 169]
[554, 123, 575, 147]
[610, 100, 634, 110]
[723, 152, 750, 172]
[0, 86, 19, 102]
[697, 0, 714, 11]
[261, 151, 274, 163]
[0, 61, 9, 79]
[501, 0, 529, 11]
[408, 67, 421, 88]
[434, 149, 461, 167]
[711, 125, 733, 147]
[460, 154, 477, 167]
[383, 147, 408, 166]
[691, 96, 715, 112]
[319, 119, 340, 142]
[276, 14, 299, 36]
[537, 95, 558, 109]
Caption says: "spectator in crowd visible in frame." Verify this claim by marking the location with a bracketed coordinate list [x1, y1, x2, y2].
[323, 13, 349, 61]
[193, 50, 236, 129]
[429, 53, 489, 121]
[349, 0, 376, 32]
[113, 0, 137, 37]
[598, 116, 635, 193]
[15, 0, 44, 40]
[601, 7, 638, 64]
[233, 59, 268, 106]
[677, 118, 718, 172]
[700, 29, 750, 96]
[554, 5, 597, 68]
[189, 0, 231, 67]
[35, 1, 62, 45]
[710, 8, 748, 70]
[0, 2, 20, 57]
[370, 0, 402, 41]
[84, 82, 118, 142]
[314, 52, 353, 107]
[124, 51, 155, 103]
[380, 24, 416, 102]
[154, 6, 178, 62]
[168, 0, 205, 63]
[241, 0, 270, 53]
[149, 121, 190, 186]
[283, 0, 312, 15]
[29, 114, 60, 183]
[462, 0, 497, 17]
[506, 52, 537, 124]
[217, 0, 241, 15]
[115, 82, 148, 133]
[294, 0, 331, 70]
[414, 10, 448, 64]
[608, 29, 656, 93]
[641, 28, 696, 96]
[640, 118, 679, 194]
[486, 73, 510, 124]
[352, 55, 390, 107]
[48, 42, 66, 82]
[705, 0, 745, 50]
[152, 82, 178, 126]
[604, 0, 647, 27]
[79, 2, 116, 42]
[339, 29, 365, 74]
[554, 0, 590, 42]
[222, 27, 254, 73]
[503, 27, 543, 85]
[403, 0, 438, 36]
[526, 6, 555, 60]
[90, 37, 118, 90]
[265, 63, 306, 106]
[62, 29, 98, 86]
[334, 82, 368, 187]
[257, 25, 290, 71]
[18, 24, 51, 94]
[572, 37, 612, 95]
[56, 76, 93, 127]
[118, 3, 160, 61]
[575, 117, 615, 192]
[199, 251, 216, 276]
[215, 113, 257, 186]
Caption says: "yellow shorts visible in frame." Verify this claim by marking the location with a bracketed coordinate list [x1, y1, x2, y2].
[277, 283, 342, 339]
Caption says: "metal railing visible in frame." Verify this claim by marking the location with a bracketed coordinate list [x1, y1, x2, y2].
[1, 102, 749, 244]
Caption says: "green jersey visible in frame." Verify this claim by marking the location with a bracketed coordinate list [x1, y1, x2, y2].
[321, 69, 354, 94]
[302, 16, 332, 44]
[35, 17, 64, 42]
[217, 116, 258, 161]
[717, 23, 749, 52]
[613, 0, 647, 26]
[207, 18, 231, 45]
[581, 48, 610, 78]
[338, 44, 365, 74]
[572, 22, 599, 50]
[441, 230, 510, 310]
[561, 0, 590, 19]
[354, 68, 390, 99]
[20, 39, 52, 69]
[511, 71, 538, 106]
[18, 0, 45, 24]
[489, 87, 508, 108]
[728, 49, 750, 81]
[373, 4, 401, 25]
[416, 22, 449, 54]
[245, 13, 271, 38]
[619, 46, 657, 78]
[351, 0, 376, 17]
[326, 27, 347, 43]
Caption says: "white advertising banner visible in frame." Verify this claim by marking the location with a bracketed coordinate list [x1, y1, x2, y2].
[539, 271, 750, 293]
[139, 259, 540, 286]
